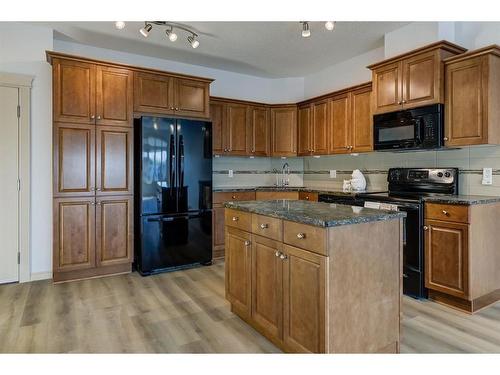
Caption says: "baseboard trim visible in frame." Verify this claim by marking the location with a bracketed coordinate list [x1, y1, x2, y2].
[30, 271, 53, 282]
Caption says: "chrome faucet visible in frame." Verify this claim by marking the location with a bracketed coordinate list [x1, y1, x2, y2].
[281, 162, 290, 187]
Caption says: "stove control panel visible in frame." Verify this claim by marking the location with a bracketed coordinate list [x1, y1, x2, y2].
[388, 168, 458, 185]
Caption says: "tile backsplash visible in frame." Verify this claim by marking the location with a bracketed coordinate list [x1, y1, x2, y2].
[213, 145, 500, 196]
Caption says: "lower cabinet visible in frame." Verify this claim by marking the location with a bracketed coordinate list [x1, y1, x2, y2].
[212, 205, 226, 259]
[53, 195, 133, 282]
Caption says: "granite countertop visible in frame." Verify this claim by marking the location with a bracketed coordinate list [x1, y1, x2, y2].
[223, 200, 406, 228]
[423, 195, 500, 205]
[213, 186, 382, 196]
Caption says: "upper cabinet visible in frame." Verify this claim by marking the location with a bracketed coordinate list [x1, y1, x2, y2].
[249, 106, 271, 156]
[350, 85, 373, 152]
[368, 41, 466, 115]
[271, 105, 297, 157]
[444, 46, 500, 147]
[172, 78, 210, 119]
[298, 100, 329, 156]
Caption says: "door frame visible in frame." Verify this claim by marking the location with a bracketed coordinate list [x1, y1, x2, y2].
[0, 72, 33, 283]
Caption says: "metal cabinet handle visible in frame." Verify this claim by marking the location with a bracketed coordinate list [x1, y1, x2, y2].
[260, 223, 269, 229]
[232, 195, 237, 199]
[90, 115, 95, 119]
[402, 100, 407, 104]
[423, 226, 429, 231]
[90, 187, 95, 191]
[275, 251, 281, 257]
[170, 106, 175, 110]
[305, 196, 310, 200]
[443, 137, 449, 141]
[280, 253, 288, 260]
[175, 107, 179, 111]
[244, 240, 251, 246]
[297, 232, 306, 239]
[96, 202, 101, 205]
[97, 115, 101, 120]
[232, 216, 239, 222]
[96, 188, 101, 191]
[398, 101, 402, 105]
[442, 210, 450, 216]
[90, 202, 96, 206]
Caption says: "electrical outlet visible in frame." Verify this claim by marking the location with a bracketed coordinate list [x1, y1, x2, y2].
[228, 169, 234, 178]
[330, 170, 337, 179]
[482, 168, 493, 185]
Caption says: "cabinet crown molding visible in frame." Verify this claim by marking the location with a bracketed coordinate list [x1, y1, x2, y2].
[443, 44, 500, 64]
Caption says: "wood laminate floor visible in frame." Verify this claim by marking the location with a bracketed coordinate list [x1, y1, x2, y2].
[1, 262, 500, 353]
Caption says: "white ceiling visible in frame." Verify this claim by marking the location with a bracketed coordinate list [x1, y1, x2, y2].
[46, 21, 409, 78]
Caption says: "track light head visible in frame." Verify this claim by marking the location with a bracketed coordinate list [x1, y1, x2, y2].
[140, 23, 153, 37]
[188, 35, 200, 48]
[166, 27, 178, 42]
[115, 21, 126, 30]
[325, 21, 335, 31]
[301, 22, 311, 38]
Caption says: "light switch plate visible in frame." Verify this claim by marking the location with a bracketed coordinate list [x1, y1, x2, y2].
[482, 168, 493, 185]
[228, 169, 234, 178]
[330, 170, 337, 179]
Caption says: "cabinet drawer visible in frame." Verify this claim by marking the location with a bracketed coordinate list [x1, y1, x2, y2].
[252, 214, 283, 241]
[425, 203, 469, 223]
[299, 191, 318, 202]
[225, 209, 252, 232]
[214, 191, 256, 204]
[283, 221, 327, 256]
[255, 191, 299, 200]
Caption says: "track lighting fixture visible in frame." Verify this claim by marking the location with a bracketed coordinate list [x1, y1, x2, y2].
[115, 21, 126, 30]
[301, 22, 311, 38]
[166, 27, 178, 42]
[139, 23, 152, 37]
[325, 21, 335, 31]
[188, 35, 200, 49]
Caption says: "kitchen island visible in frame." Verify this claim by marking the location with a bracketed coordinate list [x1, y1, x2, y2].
[223, 199, 405, 353]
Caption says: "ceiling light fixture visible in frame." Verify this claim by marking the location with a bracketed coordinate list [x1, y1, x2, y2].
[325, 21, 335, 31]
[301, 21, 311, 38]
[115, 21, 126, 30]
[188, 34, 200, 49]
[166, 27, 178, 42]
[139, 23, 153, 37]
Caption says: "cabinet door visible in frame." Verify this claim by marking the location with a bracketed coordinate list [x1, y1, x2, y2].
[425, 219, 469, 298]
[402, 51, 440, 109]
[133, 72, 174, 115]
[311, 100, 329, 155]
[53, 58, 96, 124]
[210, 102, 226, 154]
[173, 78, 210, 119]
[297, 105, 311, 156]
[226, 103, 249, 155]
[445, 56, 487, 146]
[351, 87, 373, 153]
[271, 107, 297, 157]
[225, 227, 252, 318]
[53, 197, 96, 272]
[96, 195, 133, 267]
[96, 126, 133, 196]
[283, 245, 327, 353]
[53, 123, 95, 197]
[249, 106, 270, 156]
[212, 205, 225, 258]
[251, 235, 283, 341]
[329, 93, 350, 154]
[96, 65, 133, 127]
[372, 61, 402, 114]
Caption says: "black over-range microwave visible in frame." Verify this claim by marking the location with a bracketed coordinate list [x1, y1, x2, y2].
[373, 104, 444, 151]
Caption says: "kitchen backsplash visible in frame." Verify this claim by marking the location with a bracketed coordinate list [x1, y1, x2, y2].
[213, 145, 500, 196]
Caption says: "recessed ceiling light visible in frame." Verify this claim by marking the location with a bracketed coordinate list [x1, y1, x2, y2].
[301, 22, 311, 38]
[140, 23, 153, 37]
[166, 27, 178, 42]
[115, 21, 126, 30]
[188, 35, 200, 48]
[325, 21, 335, 31]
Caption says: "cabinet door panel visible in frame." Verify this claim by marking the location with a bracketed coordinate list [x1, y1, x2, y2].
[133, 72, 174, 114]
[271, 107, 297, 157]
[445, 56, 487, 146]
[402, 51, 439, 109]
[312, 100, 329, 155]
[96, 126, 133, 195]
[425, 219, 469, 298]
[174, 79, 210, 119]
[249, 106, 270, 156]
[297, 105, 311, 156]
[351, 87, 373, 153]
[96, 66, 133, 127]
[212, 205, 225, 258]
[225, 227, 252, 318]
[226, 104, 249, 155]
[210, 102, 225, 154]
[54, 123, 95, 197]
[53, 197, 95, 272]
[372, 62, 402, 114]
[329, 94, 350, 154]
[252, 235, 283, 340]
[283, 245, 327, 353]
[96, 196, 133, 267]
[53, 58, 96, 124]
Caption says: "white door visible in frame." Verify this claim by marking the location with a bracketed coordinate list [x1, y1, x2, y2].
[0, 86, 19, 283]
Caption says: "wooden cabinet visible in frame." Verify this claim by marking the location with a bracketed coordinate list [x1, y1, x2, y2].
[96, 65, 133, 127]
[212, 206, 226, 259]
[173, 78, 210, 119]
[226, 103, 249, 155]
[134, 71, 174, 115]
[298, 101, 329, 156]
[329, 93, 350, 154]
[444, 46, 500, 147]
[283, 244, 327, 353]
[297, 105, 311, 156]
[210, 101, 225, 155]
[368, 41, 466, 114]
[351, 85, 373, 152]
[255, 191, 299, 200]
[249, 106, 270, 156]
[225, 227, 252, 318]
[298, 191, 318, 202]
[271, 106, 297, 157]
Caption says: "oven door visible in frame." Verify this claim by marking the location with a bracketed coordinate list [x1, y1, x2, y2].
[374, 116, 423, 150]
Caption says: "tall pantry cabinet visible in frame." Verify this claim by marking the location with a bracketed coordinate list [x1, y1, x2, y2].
[49, 54, 134, 282]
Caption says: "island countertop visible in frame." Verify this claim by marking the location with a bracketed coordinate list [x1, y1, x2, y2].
[223, 199, 406, 228]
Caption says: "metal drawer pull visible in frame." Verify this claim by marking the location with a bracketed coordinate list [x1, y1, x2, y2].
[423, 226, 429, 230]
[275, 251, 281, 257]
[260, 223, 269, 229]
[296, 232, 306, 239]
[244, 240, 251, 246]
[305, 196, 310, 200]
[232, 216, 239, 222]
[232, 195, 236, 199]
[279, 253, 288, 260]
[442, 210, 450, 216]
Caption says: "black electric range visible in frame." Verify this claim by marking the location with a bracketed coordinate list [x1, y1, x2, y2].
[357, 168, 459, 299]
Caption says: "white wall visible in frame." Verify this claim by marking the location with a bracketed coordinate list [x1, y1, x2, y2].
[0, 23, 53, 278]
[54, 40, 304, 104]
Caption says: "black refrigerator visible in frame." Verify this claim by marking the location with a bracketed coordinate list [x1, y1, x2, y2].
[134, 116, 213, 275]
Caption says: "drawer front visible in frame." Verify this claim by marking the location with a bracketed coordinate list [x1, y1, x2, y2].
[252, 214, 283, 241]
[299, 191, 318, 202]
[255, 191, 299, 200]
[214, 191, 256, 204]
[225, 209, 252, 232]
[425, 203, 469, 223]
[283, 220, 327, 256]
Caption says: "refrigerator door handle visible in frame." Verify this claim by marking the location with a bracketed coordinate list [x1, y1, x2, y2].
[169, 133, 176, 189]
[178, 134, 185, 188]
